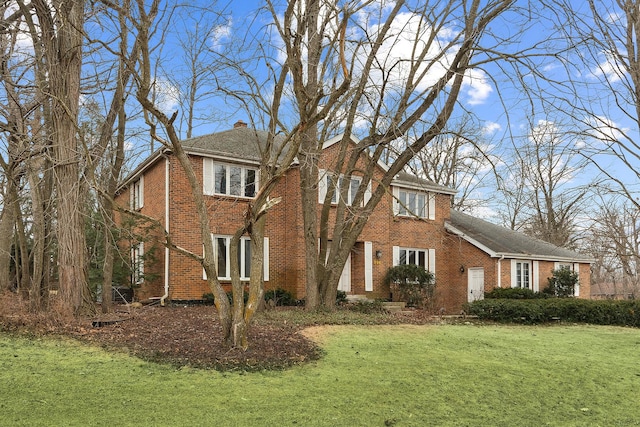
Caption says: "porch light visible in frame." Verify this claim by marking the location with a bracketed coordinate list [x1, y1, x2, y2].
[375, 250, 382, 259]
[459, 265, 465, 273]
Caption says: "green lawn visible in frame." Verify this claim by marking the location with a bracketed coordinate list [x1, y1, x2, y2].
[1, 324, 639, 426]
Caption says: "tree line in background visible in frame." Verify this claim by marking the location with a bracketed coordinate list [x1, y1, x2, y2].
[1, 0, 640, 347]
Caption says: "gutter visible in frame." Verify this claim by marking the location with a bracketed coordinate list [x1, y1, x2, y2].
[160, 156, 170, 306]
[497, 254, 505, 288]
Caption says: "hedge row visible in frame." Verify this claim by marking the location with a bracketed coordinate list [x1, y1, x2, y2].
[466, 298, 640, 327]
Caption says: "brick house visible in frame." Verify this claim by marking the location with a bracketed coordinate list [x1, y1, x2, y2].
[116, 122, 592, 312]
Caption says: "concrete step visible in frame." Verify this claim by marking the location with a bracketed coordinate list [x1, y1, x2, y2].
[382, 301, 407, 313]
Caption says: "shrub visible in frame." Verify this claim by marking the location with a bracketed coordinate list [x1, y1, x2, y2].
[347, 299, 385, 314]
[264, 288, 295, 307]
[484, 287, 548, 299]
[543, 268, 579, 297]
[466, 298, 640, 327]
[384, 264, 435, 308]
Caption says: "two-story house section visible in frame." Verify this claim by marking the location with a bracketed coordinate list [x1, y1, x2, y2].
[116, 121, 592, 312]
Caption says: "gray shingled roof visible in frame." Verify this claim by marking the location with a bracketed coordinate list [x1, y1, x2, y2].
[182, 126, 286, 162]
[447, 210, 592, 262]
[393, 171, 457, 195]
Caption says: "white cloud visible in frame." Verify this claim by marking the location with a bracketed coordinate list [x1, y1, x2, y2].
[153, 77, 180, 113]
[483, 121, 501, 134]
[210, 19, 233, 52]
[463, 68, 493, 105]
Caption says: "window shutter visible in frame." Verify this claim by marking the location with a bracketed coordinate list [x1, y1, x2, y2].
[573, 263, 580, 296]
[511, 259, 517, 287]
[129, 184, 134, 209]
[392, 246, 399, 266]
[364, 242, 373, 291]
[533, 260, 539, 292]
[392, 187, 400, 215]
[138, 243, 144, 279]
[428, 248, 436, 275]
[428, 192, 435, 220]
[138, 175, 144, 208]
[263, 237, 270, 282]
[203, 158, 214, 195]
[364, 181, 372, 205]
[318, 169, 327, 203]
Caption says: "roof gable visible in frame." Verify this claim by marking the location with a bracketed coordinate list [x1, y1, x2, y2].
[446, 210, 592, 263]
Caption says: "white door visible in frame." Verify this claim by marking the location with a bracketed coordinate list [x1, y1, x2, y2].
[337, 253, 352, 292]
[468, 268, 484, 302]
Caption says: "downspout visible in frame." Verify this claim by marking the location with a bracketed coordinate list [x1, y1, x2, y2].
[497, 255, 505, 288]
[161, 156, 170, 306]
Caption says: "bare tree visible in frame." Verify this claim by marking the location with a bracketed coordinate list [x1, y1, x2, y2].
[587, 198, 640, 298]
[403, 114, 502, 211]
[266, 0, 523, 309]
[542, 0, 640, 207]
[497, 119, 592, 248]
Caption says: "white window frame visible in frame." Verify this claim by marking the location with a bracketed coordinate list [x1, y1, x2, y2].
[131, 242, 144, 285]
[513, 260, 531, 289]
[203, 158, 258, 198]
[318, 169, 371, 206]
[204, 235, 270, 281]
[554, 262, 580, 296]
[392, 246, 436, 275]
[392, 187, 435, 220]
[131, 176, 144, 210]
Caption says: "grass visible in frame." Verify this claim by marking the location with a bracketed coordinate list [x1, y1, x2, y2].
[1, 324, 640, 426]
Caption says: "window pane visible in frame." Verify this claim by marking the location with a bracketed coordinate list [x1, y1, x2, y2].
[399, 191, 407, 215]
[523, 263, 530, 289]
[245, 169, 256, 197]
[230, 166, 242, 196]
[417, 194, 426, 217]
[328, 175, 338, 203]
[399, 249, 407, 265]
[418, 251, 426, 269]
[350, 178, 359, 205]
[215, 165, 226, 194]
[243, 239, 252, 278]
[217, 238, 228, 278]
[408, 192, 416, 215]
[408, 250, 416, 265]
[516, 262, 522, 288]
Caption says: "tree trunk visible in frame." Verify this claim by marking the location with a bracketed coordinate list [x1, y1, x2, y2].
[43, 0, 93, 315]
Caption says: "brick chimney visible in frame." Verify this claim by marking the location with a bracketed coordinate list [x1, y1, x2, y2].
[233, 120, 248, 128]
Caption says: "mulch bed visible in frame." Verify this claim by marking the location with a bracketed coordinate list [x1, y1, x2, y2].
[0, 294, 445, 371]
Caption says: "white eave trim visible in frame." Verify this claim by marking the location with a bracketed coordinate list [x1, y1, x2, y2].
[392, 180, 458, 195]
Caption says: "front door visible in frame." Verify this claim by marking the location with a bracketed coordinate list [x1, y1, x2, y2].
[337, 253, 352, 292]
[468, 268, 484, 302]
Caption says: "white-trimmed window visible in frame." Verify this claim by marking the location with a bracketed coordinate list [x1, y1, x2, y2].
[392, 246, 436, 274]
[318, 169, 371, 206]
[514, 260, 531, 289]
[131, 177, 144, 210]
[554, 262, 580, 296]
[393, 187, 435, 220]
[205, 235, 270, 281]
[131, 242, 144, 285]
[203, 159, 257, 198]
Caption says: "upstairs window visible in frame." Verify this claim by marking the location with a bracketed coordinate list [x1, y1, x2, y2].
[204, 159, 257, 198]
[393, 187, 435, 219]
[130, 177, 144, 210]
[318, 169, 371, 206]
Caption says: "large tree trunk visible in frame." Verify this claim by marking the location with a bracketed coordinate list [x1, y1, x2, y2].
[39, 0, 93, 315]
